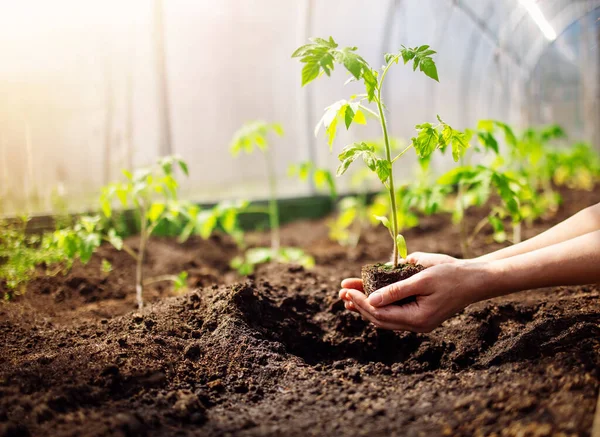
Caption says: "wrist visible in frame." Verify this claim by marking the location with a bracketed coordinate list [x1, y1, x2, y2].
[460, 260, 504, 305]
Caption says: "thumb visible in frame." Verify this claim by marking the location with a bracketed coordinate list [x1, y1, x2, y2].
[367, 278, 417, 307]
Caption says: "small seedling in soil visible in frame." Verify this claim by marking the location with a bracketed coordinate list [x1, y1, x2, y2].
[293, 37, 467, 295]
[230, 121, 314, 274]
[100, 156, 190, 309]
[550, 142, 600, 191]
[0, 215, 104, 300]
[180, 200, 250, 249]
[438, 164, 524, 257]
[288, 161, 337, 202]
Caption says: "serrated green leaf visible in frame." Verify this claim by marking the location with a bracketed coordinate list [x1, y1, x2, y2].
[375, 159, 391, 183]
[301, 62, 321, 86]
[412, 123, 438, 159]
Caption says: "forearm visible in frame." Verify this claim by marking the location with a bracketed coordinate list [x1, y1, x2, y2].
[474, 202, 600, 262]
[470, 230, 600, 302]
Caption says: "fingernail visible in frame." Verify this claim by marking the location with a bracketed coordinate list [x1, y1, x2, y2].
[368, 291, 383, 306]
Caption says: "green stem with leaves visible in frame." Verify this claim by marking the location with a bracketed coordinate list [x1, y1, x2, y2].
[376, 63, 400, 267]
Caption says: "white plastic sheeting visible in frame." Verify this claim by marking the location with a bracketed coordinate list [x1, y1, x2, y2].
[0, 0, 598, 215]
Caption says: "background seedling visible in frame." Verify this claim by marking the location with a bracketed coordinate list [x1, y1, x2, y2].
[99, 156, 190, 309]
[230, 121, 313, 274]
[293, 37, 468, 266]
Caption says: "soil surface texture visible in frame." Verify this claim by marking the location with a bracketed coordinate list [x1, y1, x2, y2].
[1, 187, 599, 437]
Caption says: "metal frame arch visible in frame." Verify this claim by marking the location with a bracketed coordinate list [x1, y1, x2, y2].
[523, 0, 600, 81]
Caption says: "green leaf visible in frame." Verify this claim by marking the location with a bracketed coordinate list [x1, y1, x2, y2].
[246, 247, 273, 265]
[101, 259, 113, 274]
[375, 159, 391, 183]
[412, 123, 438, 159]
[396, 234, 408, 259]
[477, 132, 499, 154]
[173, 271, 188, 291]
[197, 210, 217, 239]
[107, 229, 123, 250]
[344, 104, 355, 129]
[177, 159, 189, 176]
[374, 215, 393, 236]
[400, 45, 439, 81]
[419, 57, 438, 81]
[340, 48, 363, 79]
[492, 172, 520, 219]
[147, 203, 166, 223]
[336, 142, 375, 177]
[440, 122, 470, 162]
[302, 62, 321, 86]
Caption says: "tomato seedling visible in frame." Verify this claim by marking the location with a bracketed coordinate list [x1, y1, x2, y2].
[293, 37, 468, 268]
[230, 122, 314, 274]
[100, 156, 190, 309]
[288, 161, 337, 201]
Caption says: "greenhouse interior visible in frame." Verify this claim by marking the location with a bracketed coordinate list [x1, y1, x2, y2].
[1, 0, 600, 435]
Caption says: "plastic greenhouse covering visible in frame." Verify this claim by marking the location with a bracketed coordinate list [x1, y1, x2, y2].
[0, 0, 598, 215]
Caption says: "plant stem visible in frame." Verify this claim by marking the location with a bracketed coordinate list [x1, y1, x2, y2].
[376, 89, 399, 267]
[512, 222, 522, 244]
[466, 216, 489, 248]
[265, 150, 280, 253]
[391, 143, 414, 164]
[136, 210, 147, 310]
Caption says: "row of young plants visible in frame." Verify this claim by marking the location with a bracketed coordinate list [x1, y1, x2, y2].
[1, 37, 599, 306]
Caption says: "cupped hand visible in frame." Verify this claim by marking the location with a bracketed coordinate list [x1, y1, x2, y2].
[401, 252, 462, 268]
[339, 262, 486, 332]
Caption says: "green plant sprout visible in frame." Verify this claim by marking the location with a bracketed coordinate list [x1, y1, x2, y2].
[549, 142, 600, 191]
[438, 163, 524, 257]
[288, 161, 337, 201]
[181, 200, 250, 248]
[0, 215, 104, 300]
[230, 121, 314, 274]
[100, 156, 189, 309]
[293, 37, 468, 267]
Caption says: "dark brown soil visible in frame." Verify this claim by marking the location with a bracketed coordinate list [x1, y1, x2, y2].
[361, 263, 425, 297]
[1, 187, 599, 436]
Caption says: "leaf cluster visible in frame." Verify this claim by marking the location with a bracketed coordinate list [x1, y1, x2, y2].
[288, 162, 337, 201]
[231, 247, 314, 276]
[230, 121, 284, 156]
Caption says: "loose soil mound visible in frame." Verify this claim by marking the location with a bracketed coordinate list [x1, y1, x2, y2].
[1, 188, 599, 436]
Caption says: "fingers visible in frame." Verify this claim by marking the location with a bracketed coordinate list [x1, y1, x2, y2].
[405, 252, 424, 265]
[367, 275, 418, 307]
[341, 278, 363, 292]
[347, 289, 432, 332]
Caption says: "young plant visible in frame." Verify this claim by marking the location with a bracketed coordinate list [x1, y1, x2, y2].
[549, 142, 600, 191]
[293, 37, 467, 293]
[100, 156, 189, 309]
[438, 164, 524, 257]
[230, 122, 313, 274]
[181, 200, 250, 248]
[288, 161, 337, 201]
[0, 215, 103, 300]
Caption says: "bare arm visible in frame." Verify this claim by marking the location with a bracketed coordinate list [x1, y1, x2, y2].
[475, 202, 600, 262]
[340, 230, 600, 332]
[475, 229, 600, 300]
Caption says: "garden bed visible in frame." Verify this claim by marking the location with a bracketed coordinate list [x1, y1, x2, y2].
[1, 188, 599, 437]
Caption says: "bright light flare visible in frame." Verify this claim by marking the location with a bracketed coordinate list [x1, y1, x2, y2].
[518, 0, 557, 41]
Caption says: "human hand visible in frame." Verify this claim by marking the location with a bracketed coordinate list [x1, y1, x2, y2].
[339, 262, 487, 332]
[401, 252, 462, 268]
